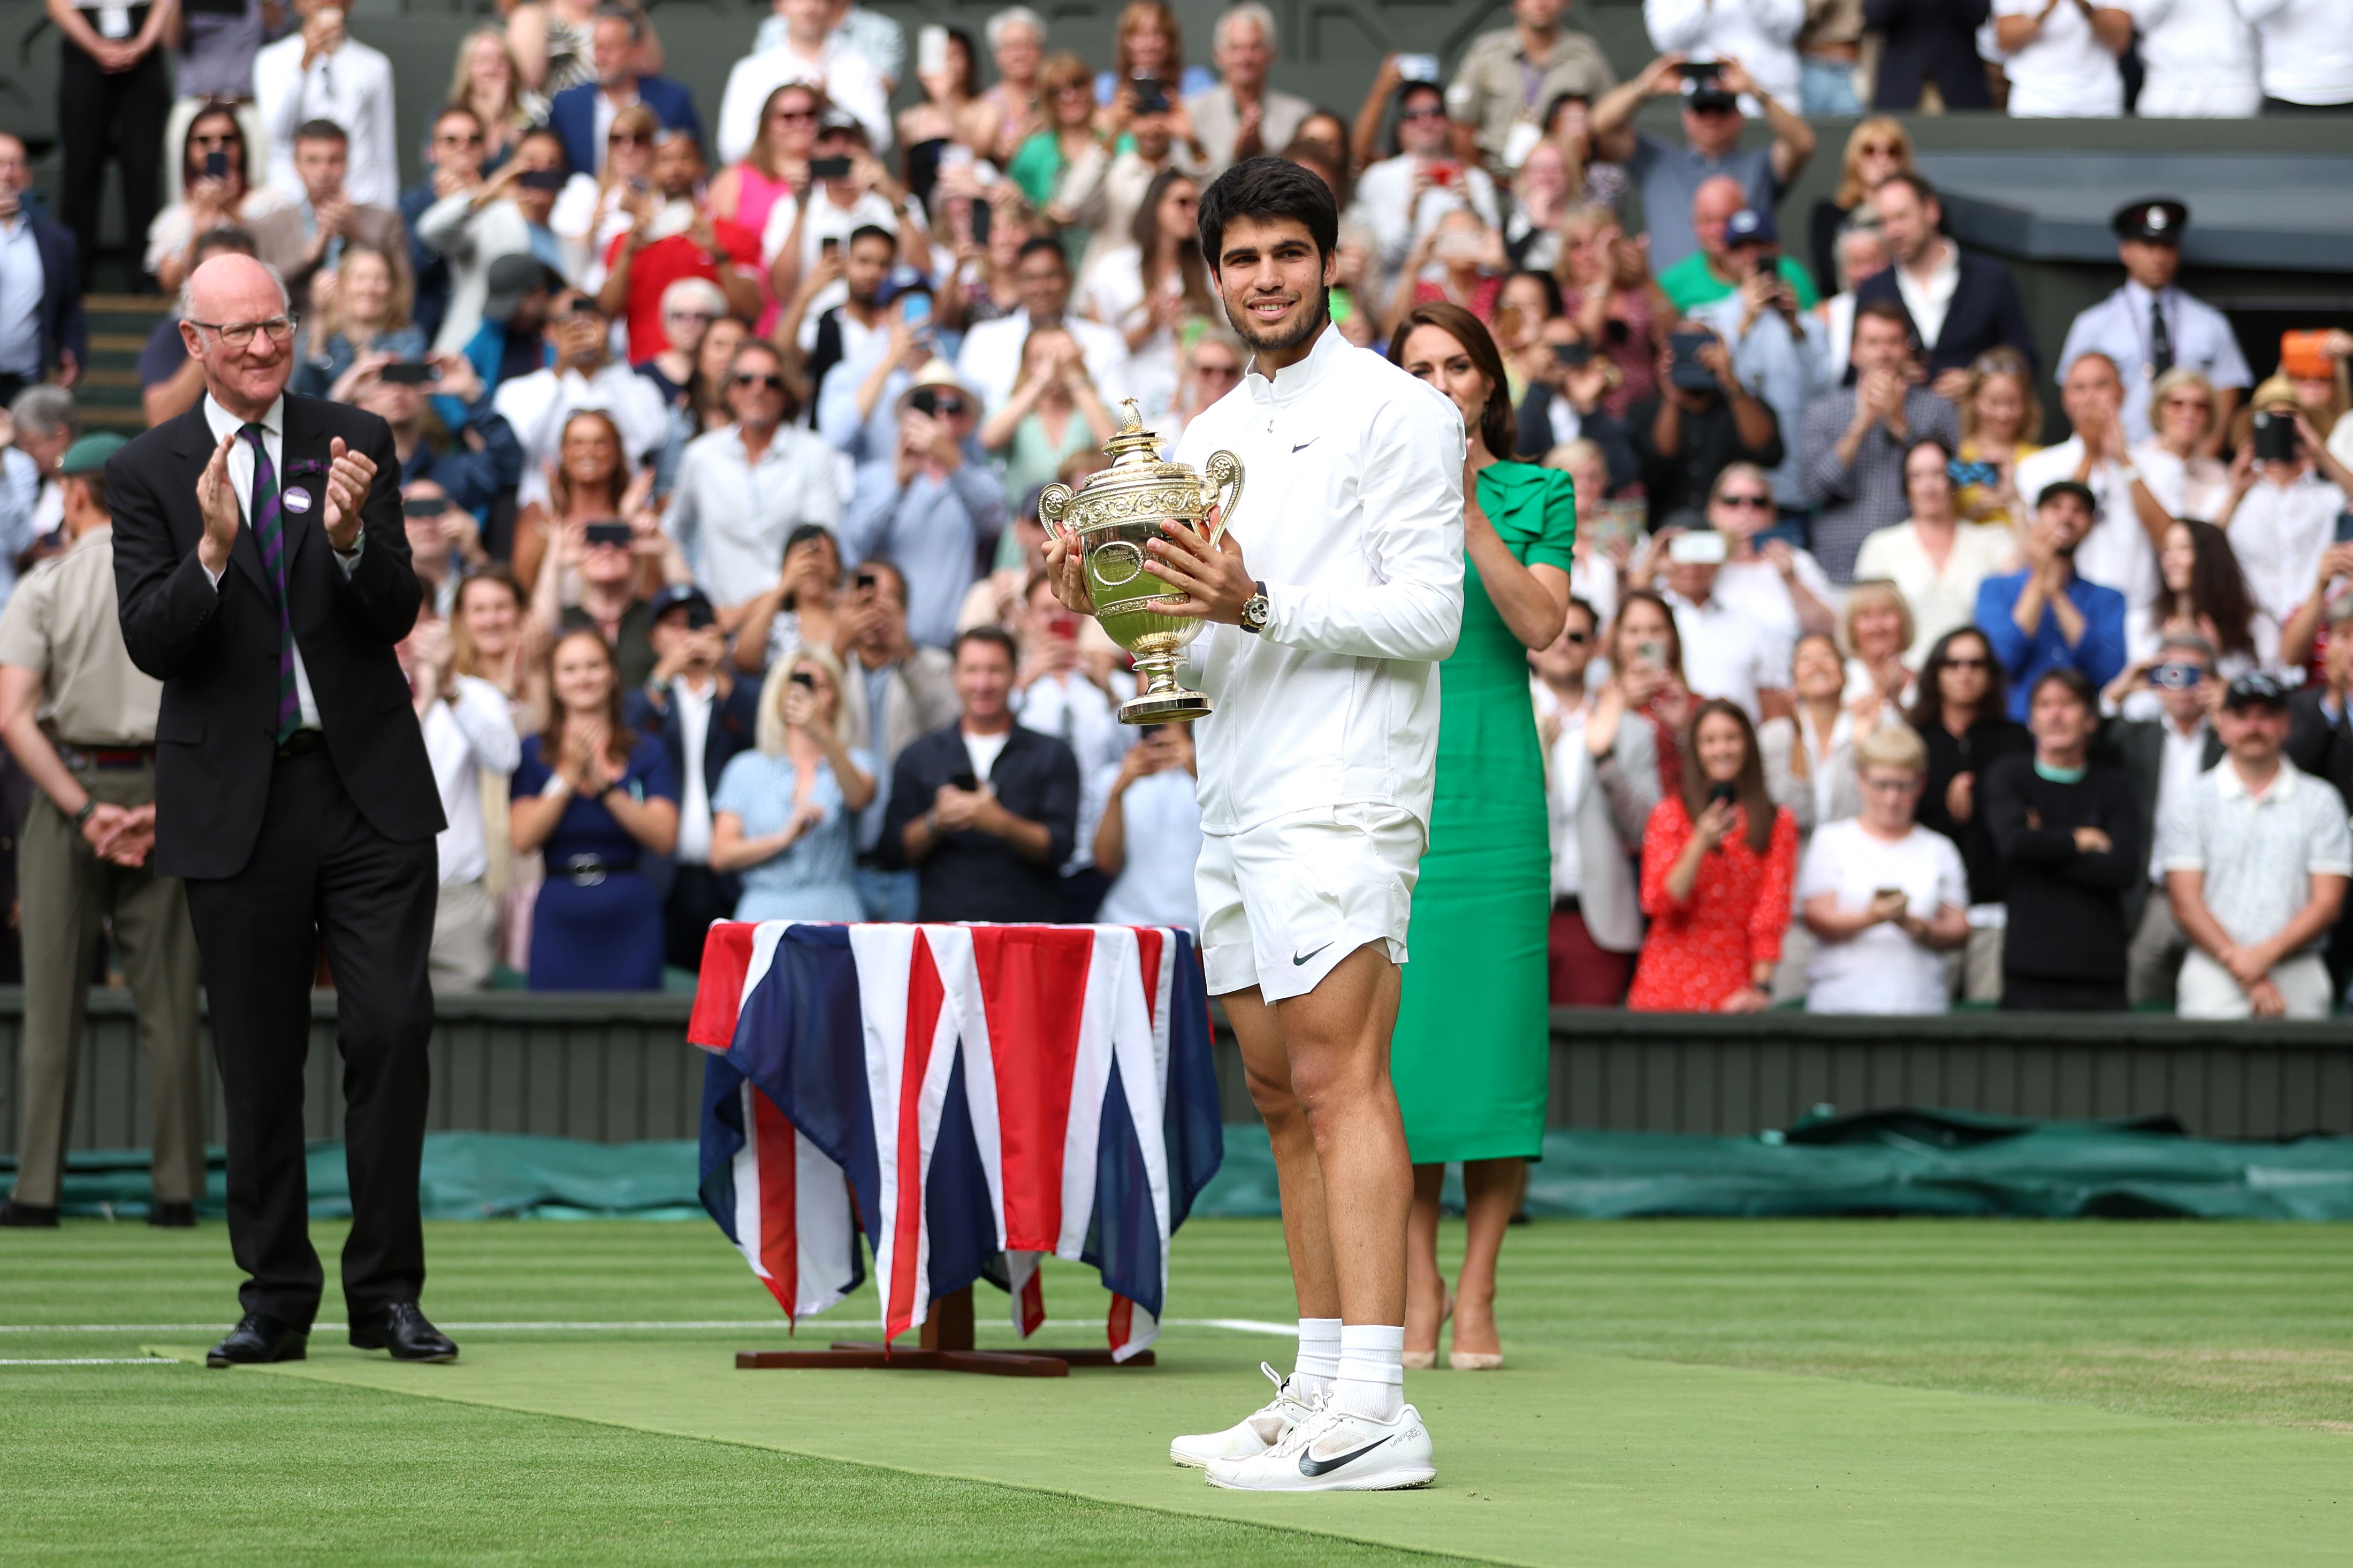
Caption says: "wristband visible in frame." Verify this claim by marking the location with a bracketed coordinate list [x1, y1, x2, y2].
[71, 799, 97, 829]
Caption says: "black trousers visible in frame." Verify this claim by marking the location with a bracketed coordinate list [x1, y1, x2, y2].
[183, 751, 438, 1327]
[663, 863, 738, 973]
[2000, 973, 2129, 1012]
[58, 19, 168, 293]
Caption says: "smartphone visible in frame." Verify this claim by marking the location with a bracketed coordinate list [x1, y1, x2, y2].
[810, 155, 855, 181]
[1751, 521, 1806, 553]
[2251, 410, 2298, 463]
[949, 770, 980, 793]
[1552, 341, 1593, 368]
[517, 168, 569, 192]
[789, 669, 817, 690]
[401, 496, 451, 518]
[204, 150, 230, 180]
[584, 520, 634, 549]
[1433, 230, 1484, 263]
[1395, 53, 1441, 85]
[1049, 616, 1077, 641]
[379, 360, 439, 385]
[1948, 460, 1999, 488]
[1668, 328, 1719, 393]
[916, 23, 951, 75]
[1677, 60, 1725, 81]
[1707, 781, 1739, 809]
[969, 196, 992, 245]
[900, 291, 933, 329]
[1633, 639, 1666, 668]
[1667, 529, 1728, 565]
[854, 569, 879, 592]
[1428, 161, 1459, 189]
[2335, 510, 2353, 544]
[819, 235, 840, 256]
[910, 386, 945, 417]
[1130, 77, 1169, 116]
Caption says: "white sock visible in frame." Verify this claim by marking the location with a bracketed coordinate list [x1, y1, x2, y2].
[1293, 1317, 1342, 1398]
[1335, 1324, 1405, 1421]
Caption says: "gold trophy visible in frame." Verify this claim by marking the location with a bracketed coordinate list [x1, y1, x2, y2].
[1037, 402, 1245, 724]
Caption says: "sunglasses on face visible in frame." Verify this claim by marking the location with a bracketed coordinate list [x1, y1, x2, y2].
[1198, 363, 1240, 379]
[669, 309, 718, 323]
[610, 131, 650, 145]
[1399, 106, 1447, 122]
[732, 372, 786, 391]
[1715, 494, 1773, 510]
[772, 108, 818, 122]
[1941, 656, 1990, 670]
[1859, 143, 1903, 157]
[436, 130, 484, 146]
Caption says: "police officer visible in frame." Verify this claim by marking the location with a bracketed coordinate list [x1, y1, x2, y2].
[0, 434, 203, 1229]
[2057, 199, 2251, 448]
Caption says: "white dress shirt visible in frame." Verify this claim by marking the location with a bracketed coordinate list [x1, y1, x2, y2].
[197, 394, 364, 732]
[2128, 0, 2260, 114]
[1345, 155, 1501, 299]
[252, 32, 400, 209]
[1982, 0, 2126, 116]
[423, 674, 523, 884]
[1892, 242, 1962, 356]
[1665, 587, 1782, 718]
[0, 214, 44, 376]
[672, 676, 716, 865]
[661, 423, 845, 609]
[2229, 469, 2347, 631]
[717, 41, 892, 165]
[493, 361, 672, 508]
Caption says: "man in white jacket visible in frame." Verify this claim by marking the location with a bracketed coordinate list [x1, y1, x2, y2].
[1048, 158, 1464, 1493]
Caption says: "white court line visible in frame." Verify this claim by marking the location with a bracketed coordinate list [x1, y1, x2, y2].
[1, 1316, 1299, 1335]
[1, 1357, 180, 1365]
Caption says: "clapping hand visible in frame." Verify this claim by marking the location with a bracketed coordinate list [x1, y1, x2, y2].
[932, 779, 990, 832]
[196, 431, 243, 577]
[321, 436, 377, 554]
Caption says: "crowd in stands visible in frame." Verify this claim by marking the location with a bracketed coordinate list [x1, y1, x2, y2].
[3, 0, 2352, 1020]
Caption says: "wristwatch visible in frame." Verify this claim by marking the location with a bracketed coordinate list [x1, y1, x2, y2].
[1238, 582, 1271, 636]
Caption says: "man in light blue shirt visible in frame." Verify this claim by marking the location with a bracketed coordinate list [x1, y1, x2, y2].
[2057, 200, 2251, 443]
[839, 363, 1006, 649]
[1692, 212, 1832, 511]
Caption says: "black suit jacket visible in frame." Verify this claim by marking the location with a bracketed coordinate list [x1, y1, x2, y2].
[2286, 687, 2353, 810]
[110, 395, 444, 879]
[26, 216, 86, 376]
[1864, 0, 1994, 111]
[625, 675, 762, 800]
[1855, 249, 2036, 380]
[881, 722, 1079, 922]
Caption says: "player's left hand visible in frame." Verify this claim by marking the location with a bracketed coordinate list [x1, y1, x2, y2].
[1147, 509, 1253, 624]
[322, 436, 377, 554]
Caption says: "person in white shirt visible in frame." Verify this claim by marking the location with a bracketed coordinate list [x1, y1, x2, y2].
[1345, 80, 1501, 312]
[1796, 723, 1969, 1013]
[2131, 368, 2232, 526]
[2126, 0, 2260, 115]
[1052, 160, 1461, 1491]
[1092, 721, 1205, 929]
[2015, 353, 2165, 614]
[493, 289, 669, 510]
[2110, 631, 2220, 1004]
[1853, 435, 2019, 663]
[1533, 600, 1657, 1004]
[1656, 540, 1786, 719]
[719, 0, 893, 164]
[763, 116, 926, 333]
[1643, 0, 1808, 108]
[2237, 0, 2353, 111]
[955, 238, 1129, 413]
[1982, 0, 2131, 117]
[2214, 377, 2353, 637]
[401, 617, 522, 993]
[2161, 671, 2352, 1018]
[663, 339, 843, 623]
[416, 129, 577, 356]
[253, 0, 400, 209]
[1011, 572, 1133, 911]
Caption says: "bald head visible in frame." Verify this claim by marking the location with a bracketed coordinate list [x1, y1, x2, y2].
[1692, 177, 1747, 264]
[181, 253, 296, 417]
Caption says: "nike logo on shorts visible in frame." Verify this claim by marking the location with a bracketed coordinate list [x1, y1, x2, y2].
[1299, 1437, 1387, 1477]
[1292, 942, 1333, 967]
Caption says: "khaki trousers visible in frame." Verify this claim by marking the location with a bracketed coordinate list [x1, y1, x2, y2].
[428, 876, 495, 995]
[10, 770, 204, 1208]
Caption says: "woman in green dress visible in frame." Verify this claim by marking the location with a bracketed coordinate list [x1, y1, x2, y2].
[1387, 302, 1577, 1371]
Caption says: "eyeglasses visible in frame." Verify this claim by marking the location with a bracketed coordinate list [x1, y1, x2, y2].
[732, 372, 786, 391]
[772, 109, 818, 122]
[1399, 106, 1448, 122]
[668, 309, 718, 324]
[1857, 143, 1904, 157]
[435, 129, 484, 146]
[1940, 655, 1990, 670]
[1715, 494, 1773, 510]
[1860, 776, 1920, 794]
[188, 315, 299, 348]
[609, 130, 651, 145]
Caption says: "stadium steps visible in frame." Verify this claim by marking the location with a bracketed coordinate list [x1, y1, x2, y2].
[79, 294, 166, 431]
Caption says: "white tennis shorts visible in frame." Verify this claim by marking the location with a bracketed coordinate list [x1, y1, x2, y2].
[1194, 803, 1425, 1002]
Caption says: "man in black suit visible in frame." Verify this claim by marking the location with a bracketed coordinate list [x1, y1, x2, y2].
[1855, 173, 2035, 400]
[0, 134, 87, 403]
[109, 253, 454, 1369]
[2286, 591, 2353, 997]
[881, 626, 1079, 922]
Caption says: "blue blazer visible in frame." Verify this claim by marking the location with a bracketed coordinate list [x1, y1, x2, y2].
[547, 77, 707, 178]
[26, 217, 85, 376]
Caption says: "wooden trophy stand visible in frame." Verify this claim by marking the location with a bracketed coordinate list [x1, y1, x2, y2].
[736, 1286, 1158, 1378]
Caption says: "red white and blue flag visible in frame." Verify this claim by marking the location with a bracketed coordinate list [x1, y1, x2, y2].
[690, 922, 1224, 1360]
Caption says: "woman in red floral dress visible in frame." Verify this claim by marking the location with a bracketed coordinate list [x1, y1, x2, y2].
[1628, 699, 1799, 1013]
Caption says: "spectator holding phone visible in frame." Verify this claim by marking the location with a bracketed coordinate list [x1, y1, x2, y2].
[1854, 435, 2019, 663]
[2213, 377, 2353, 640]
[732, 523, 845, 674]
[278, 120, 410, 314]
[1078, 167, 1213, 419]
[1633, 463, 1836, 676]
[2121, 519, 2269, 698]
[842, 362, 1008, 648]
[338, 351, 522, 527]
[1052, 69, 1208, 282]
[1348, 78, 1502, 310]
[597, 132, 764, 365]
[1983, 668, 2142, 1009]
[417, 126, 576, 356]
[1688, 206, 1831, 513]
[1796, 724, 1969, 1013]
[1628, 698, 1799, 1012]
[1627, 318, 1784, 528]
[766, 116, 926, 336]
[147, 108, 304, 295]
[1909, 626, 2030, 1004]
[1512, 316, 1638, 487]
[980, 326, 1118, 501]
[710, 647, 874, 922]
[292, 241, 424, 399]
[663, 338, 840, 628]
[521, 410, 665, 680]
[551, 103, 660, 290]
[1093, 721, 1203, 928]
[494, 289, 670, 519]
[1397, 207, 1511, 325]
[2105, 631, 2223, 1005]
[1952, 348, 2041, 530]
[2161, 673, 2351, 1018]
[1595, 587, 1699, 793]
[1976, 481, 2129, 721]
[798, 226, 904, 434]
[1661, 187, 1818, 316]
[1589, 53, 1813, 275]
[1800, 297, 1960, 583]
[1555, 203, 1667, 419]
[719, 0, 893, 164]
[254, 0, 400, 208]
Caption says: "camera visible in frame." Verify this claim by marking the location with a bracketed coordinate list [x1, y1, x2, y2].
[789, 670, 817, 690]
[2250, 409, 2299, 464]
[810, 155, 855, 181]
[379, 361, 439, 385]
[2150, 661, 2204, 690]
[584, 520, 633, 549]
[1552, 341, 1593, 369]
[1129, 77, 1169, 116]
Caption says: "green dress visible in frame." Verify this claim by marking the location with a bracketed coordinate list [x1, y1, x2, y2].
[1392, 460, 1577, 1165]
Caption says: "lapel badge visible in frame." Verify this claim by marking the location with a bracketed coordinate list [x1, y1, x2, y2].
[283, 486, 315, 514]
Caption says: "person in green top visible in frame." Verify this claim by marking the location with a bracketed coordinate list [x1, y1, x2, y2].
[1658, 189, 1819, 315]
[1006, 52, 1103, 235]
[1385, 302, 1576, 1372]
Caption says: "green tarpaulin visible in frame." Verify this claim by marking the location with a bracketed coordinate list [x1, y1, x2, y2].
[13, 1110, 2353, 1221]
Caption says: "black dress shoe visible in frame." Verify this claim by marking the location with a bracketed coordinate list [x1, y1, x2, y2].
[349, 1302, 459, 1363]
[0, 1199, 59, 1227]
[146, 1202, 197, 1229]
[207, 1313, 308, 1368]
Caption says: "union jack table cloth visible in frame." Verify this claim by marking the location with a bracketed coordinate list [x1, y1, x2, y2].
[688, 921, 1225, 1360]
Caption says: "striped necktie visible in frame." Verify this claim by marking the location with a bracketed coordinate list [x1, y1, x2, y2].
[240, 422, 300, 744]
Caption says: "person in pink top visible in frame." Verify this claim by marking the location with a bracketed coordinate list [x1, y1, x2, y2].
[709, 81, 826, 335]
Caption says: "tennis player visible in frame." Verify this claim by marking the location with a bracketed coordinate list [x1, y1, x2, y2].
[1047, 157, 1465, 1491]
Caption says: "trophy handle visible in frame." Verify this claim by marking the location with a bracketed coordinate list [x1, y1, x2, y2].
[1202, 450, 1244, 545]
[1037, 481, 1076, 540]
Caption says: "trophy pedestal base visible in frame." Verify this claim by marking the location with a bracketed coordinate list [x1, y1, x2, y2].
[1120, 688, 1213, 725]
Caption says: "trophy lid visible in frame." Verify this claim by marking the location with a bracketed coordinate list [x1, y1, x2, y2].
[1103, 399, 1163, 469]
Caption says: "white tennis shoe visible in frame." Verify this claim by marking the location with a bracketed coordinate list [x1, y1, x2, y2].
[1169, 1362, 1320, 1468]
[1203, 1399, 1436, 1492]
